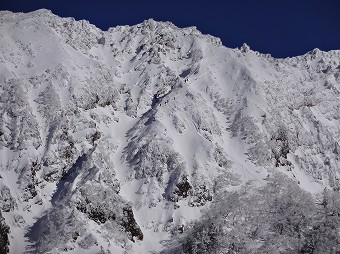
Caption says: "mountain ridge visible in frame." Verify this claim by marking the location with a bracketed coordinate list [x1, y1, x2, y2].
[1, 9, 340, 253]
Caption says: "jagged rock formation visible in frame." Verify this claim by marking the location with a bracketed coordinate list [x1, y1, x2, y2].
[0, 9, 339, 253]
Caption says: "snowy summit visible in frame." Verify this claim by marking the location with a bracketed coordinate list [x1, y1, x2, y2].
[1, 9, 340, 254]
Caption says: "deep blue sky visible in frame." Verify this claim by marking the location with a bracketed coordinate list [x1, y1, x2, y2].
[1, 0, 339, 58]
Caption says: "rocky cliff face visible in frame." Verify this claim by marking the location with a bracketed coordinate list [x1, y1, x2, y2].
[0, 9, 340, 253]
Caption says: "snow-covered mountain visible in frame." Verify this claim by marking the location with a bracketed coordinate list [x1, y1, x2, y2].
[0, 9, 340, 253]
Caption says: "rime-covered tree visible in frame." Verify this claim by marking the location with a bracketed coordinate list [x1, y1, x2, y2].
[301, 188, 340, 253]
[175, 173, 340, 254]
[0, 211, 9, 254]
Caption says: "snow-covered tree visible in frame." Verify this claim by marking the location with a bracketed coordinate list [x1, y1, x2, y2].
[0, 211, 9, 254]
[176, 173, 340, 254]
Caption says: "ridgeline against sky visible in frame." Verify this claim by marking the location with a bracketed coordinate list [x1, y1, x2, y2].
[1, 7, 340, 253]
[0, 0, 339, 57]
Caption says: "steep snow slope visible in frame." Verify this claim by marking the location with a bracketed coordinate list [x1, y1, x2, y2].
[0, 9, 340, 253]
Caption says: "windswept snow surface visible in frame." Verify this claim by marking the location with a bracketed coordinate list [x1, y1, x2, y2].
[0, 9, 340, 253]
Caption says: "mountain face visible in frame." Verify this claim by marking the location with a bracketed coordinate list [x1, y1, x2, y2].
[0, 9, 340, 253]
